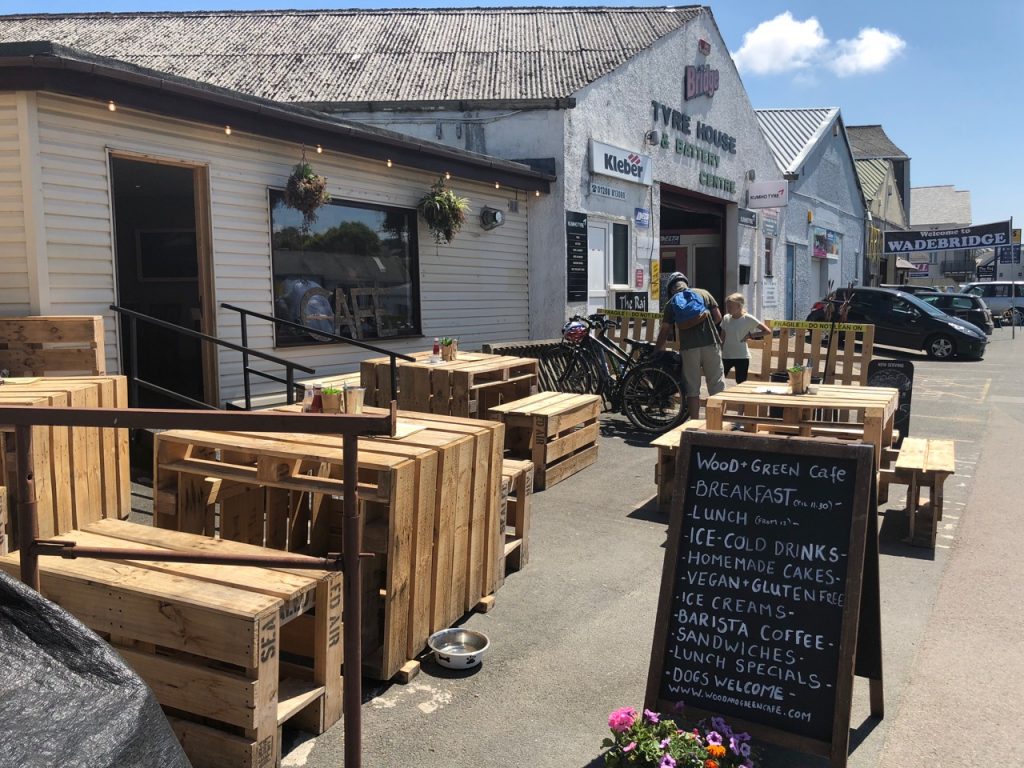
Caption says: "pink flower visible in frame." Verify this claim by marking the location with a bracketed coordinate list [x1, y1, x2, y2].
[608, 707, 637, 733]
[623, 742, 637, 753]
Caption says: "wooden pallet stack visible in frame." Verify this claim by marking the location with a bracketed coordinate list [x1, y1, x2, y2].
[497, 459, 533, 587]
[0, 375, 130, 546]
[152, 406, 508, 683]
[0, 519, 343, 768]
[488, 392, 601, 491]
[0, 315, 106, 376]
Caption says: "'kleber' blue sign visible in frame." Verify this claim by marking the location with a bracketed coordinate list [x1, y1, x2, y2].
[634, 208, 651, 229]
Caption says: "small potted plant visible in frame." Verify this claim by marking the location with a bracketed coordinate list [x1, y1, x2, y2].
[285, 160, 331, 232]
[787, 364, 811, 395]
[321, 386, 344, 413]
[417, 177, 470, 244]
[602, 706, 757, 768]
[439, 336, 458, 361]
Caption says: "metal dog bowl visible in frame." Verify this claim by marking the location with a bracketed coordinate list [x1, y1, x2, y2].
[427, 628, 490, 669]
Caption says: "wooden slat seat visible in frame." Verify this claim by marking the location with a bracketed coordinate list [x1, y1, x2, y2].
[882, 437, 955, 548]
[497, 459, 534, 586]
[489, 392, 600, 490]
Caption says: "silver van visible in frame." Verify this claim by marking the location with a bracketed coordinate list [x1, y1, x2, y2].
[962, 282, 1024, 324]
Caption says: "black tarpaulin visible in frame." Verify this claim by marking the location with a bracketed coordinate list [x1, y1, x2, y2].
[0, 571, 191, 768]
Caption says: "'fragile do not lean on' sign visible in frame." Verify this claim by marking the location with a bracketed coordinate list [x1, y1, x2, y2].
[645, 431, 876, 767]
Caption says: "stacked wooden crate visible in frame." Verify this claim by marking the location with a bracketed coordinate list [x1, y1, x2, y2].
[488, 391, 601, 490]
[0, 519, 343, 768]
[498, 459, 533, 586]
[152, 407, 508, 683]
[0, 315, 106, 376]
[0, 375, 130, 546]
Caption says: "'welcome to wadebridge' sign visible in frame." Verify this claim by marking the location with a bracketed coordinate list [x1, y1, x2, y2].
[884, 221, 1011, 254]
[590, 139, 653, 186]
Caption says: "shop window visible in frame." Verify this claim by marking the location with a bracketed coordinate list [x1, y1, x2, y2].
[764, 237, 774, 278]
[269, 190, 420, 346]
[612, 222, 629, 285]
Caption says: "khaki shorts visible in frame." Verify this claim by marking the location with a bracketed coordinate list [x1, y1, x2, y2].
[681, 344, 726, 398]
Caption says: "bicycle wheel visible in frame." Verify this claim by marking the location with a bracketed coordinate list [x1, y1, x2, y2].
[620, 363, 687, 432]
[540, 345, 595, 394]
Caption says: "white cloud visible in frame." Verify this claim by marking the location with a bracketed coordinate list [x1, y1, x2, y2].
[732, 13, 906, 80]
[828, 28, 906, 77]
[731, 12, 828, 75]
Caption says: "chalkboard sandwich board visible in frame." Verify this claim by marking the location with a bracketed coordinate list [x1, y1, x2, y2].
[645, 431, 877, 768]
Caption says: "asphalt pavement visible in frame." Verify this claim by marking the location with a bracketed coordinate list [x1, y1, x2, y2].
[256, 329, 1024, 768]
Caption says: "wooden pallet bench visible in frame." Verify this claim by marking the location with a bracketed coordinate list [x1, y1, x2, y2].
[651, 420, 719, 515]
[497, 459, 533, 587]
[488, 392, 601, 491]
[0, 519, 342, 768]
[881, 437, 956, 548]
[0, 376, 130, 547]
[154, 406, 506, 684]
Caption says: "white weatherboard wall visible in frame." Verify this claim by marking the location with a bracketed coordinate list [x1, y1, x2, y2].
[0, 93, 31, 315]
[18, 92, 531, 403]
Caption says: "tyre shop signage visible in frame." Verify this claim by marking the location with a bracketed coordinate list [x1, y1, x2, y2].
[685, 63, 719, 100]
[591, 140, 652, 186]
[747, 181, 790, 209]
[884, 220, 1011, 254]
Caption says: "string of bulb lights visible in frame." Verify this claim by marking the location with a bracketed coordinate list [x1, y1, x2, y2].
[103, 99, 544, 198]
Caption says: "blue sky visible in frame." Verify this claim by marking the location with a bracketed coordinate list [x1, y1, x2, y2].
[7, 0, 1023, 227]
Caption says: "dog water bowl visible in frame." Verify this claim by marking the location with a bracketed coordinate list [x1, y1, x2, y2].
[427, 628, 490, 669]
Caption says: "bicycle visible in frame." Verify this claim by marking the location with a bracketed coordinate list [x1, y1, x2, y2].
[540, 314, 687, 432]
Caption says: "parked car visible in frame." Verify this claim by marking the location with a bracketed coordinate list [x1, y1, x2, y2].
[961, 281, 1024, 325]
[806, 286, 988, 359]
[879, 284, 941, 296]
[918, 293, 995, 335]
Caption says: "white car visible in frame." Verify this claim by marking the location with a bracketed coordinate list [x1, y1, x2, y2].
[962, 281, 1024, 325]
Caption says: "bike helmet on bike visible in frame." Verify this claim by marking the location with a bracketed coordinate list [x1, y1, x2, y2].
[561, 319, 589, 343]
[664, 271, 688, 294]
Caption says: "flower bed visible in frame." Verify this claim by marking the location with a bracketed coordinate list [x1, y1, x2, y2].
[603, 706, 756, 768]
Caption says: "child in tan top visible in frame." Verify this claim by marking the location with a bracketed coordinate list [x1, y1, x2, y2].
[718, 293, 771, 384]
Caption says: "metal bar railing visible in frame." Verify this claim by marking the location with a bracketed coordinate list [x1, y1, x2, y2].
[6, 403, 395, 768]
[110, 305, 315, 409]
[221, 303, 416, 404]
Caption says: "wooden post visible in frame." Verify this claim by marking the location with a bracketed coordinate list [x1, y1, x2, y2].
[15, 424, 39, 590]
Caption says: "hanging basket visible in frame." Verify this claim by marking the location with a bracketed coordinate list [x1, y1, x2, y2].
[284, 161, 331, 231]
[417, 177, 470, 244]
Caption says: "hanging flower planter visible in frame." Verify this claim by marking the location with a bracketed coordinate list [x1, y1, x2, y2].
[417, 177, 470, 244]
[284, 159, 331, 231]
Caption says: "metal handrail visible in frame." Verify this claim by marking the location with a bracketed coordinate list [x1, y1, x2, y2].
[221, 303, 416, 405]
[110, 305, 315, 409]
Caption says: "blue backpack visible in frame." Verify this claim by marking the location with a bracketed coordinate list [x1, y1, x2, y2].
[665, 288, 707, 324]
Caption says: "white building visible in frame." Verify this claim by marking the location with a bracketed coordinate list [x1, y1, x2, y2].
[909, 185, 977, 286]
[0, 41, 549, 406]
[755, 108, 865, 319]
[1, 7, 788, 336]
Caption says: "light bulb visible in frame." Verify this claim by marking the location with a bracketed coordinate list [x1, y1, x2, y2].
[107, 100, 116, 112]
[224, 125, 232, 135]
[494, 182, 500, 189]
[445, 171, 451, 180]
[535, 190, 541, 197]
[316, 145, 323, 154]
[386, 159, 393, 168]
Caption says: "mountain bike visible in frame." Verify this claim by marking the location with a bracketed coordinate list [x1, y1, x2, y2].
[540, 314, 687, 432]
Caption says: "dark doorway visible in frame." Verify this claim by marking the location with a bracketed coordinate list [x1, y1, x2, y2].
[110, 156, 207, 407]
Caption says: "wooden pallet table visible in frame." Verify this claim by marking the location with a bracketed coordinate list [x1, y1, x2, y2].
[0, 375, 130, 545]
[154, 406, 506, 683]
[882, 437, 956, 548]
[651, 420, 717, 515]
[360, 350, 538, 418]
[0, 519, 342, 768]
[488, 391, 601, 491]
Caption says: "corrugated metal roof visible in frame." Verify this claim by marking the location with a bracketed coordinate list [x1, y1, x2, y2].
[855, 158, 888, 201]
[753, 108, 839, 173]
[0, 7, 703, 104]
[846, 124, 909, 160]
[910, 186, 972, 228]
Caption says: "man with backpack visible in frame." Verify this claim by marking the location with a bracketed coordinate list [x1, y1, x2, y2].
[655, 272, 725, 419]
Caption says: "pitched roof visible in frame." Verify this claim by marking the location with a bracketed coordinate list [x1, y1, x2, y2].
[910, 185, 972, 228]
[846, 125, 909, 160]
[753, 108, 839, 173]
[0, 7, 703, 105]
[855, 158, 888, 201]
[0, 41, 553, 192]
